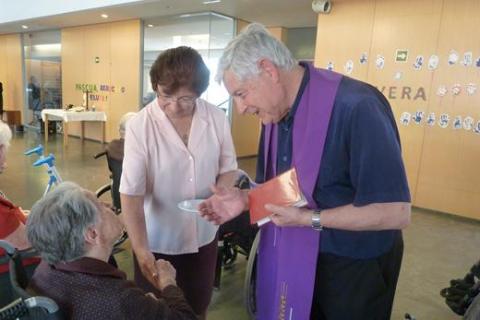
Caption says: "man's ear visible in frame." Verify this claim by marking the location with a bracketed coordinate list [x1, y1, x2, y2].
[84, 226, 98, 246]
[257, 59, 280, 82]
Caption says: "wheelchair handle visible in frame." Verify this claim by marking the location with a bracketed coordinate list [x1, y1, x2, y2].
[24, 145, 44, 157]
[33, 154, 55, 167]
[93, 151, 107, 159]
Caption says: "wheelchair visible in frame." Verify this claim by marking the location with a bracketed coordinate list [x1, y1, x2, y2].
[0, 241, 63, 320]
[93, 150, 128, 258]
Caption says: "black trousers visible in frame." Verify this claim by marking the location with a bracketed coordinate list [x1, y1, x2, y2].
[310, 233, 404, 320]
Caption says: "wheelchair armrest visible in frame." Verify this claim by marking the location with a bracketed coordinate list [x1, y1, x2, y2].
[24, 297, 59, 314]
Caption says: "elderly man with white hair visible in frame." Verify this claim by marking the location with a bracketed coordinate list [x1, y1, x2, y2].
[27, 181, 196, 319]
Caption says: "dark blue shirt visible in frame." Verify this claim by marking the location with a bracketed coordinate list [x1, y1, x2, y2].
[256, 64, 411, 259]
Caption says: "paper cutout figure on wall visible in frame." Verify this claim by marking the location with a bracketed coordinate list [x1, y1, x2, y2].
[344, 60, 354, 74]
[462, 52, 473, 67]
[453, 116, 463, 130]
[413, 110, 424, 124]
[360, 52, 368, 64]
[452, 84, 462, 96]
[474, 121, 480, 134]
[476, 57, 480, 68]
[394, 71, 403, 80]
[426, 113, 436, 126]
[437, 85, 448, 97]
[400, 112, 411, 126]
[438, 114, 450, 128]
[327, 62, 334, 71]
[413, 55, 424, 70]
[428, 55, 439, 70]
[463, 116, 474, 131]
[448, 50, 459, 65]
[466, 83, 477, 96]
[376, 55, 385, 69]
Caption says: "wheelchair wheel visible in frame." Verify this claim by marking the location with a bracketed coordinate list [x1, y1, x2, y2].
[244, 230, 260, 318]
[95, 183, 111, 199]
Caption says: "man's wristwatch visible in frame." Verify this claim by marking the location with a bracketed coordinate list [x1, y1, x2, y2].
[311, 210, 323, 231]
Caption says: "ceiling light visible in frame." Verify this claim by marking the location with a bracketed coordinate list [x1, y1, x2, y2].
[21, 25, 28, 29]
[101, 14, 109, 19]
[203, 0, 221, 4]
[147, 24, 154, 28]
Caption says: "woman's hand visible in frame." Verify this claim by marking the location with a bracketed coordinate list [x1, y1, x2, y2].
[199, 186, 248, 224]
[154, 259, 177, 290]
[135, 249, 157, 286]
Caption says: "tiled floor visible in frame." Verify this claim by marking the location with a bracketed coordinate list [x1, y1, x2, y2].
[2, 130, 479, 319]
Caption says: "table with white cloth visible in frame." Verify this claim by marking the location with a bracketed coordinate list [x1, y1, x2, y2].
[41, 109, 107, 147]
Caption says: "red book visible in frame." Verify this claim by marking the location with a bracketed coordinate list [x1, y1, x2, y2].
[248, 168, 307, 225]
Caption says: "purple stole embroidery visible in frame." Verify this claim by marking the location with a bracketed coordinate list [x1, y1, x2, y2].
[256, 64, 342, 320]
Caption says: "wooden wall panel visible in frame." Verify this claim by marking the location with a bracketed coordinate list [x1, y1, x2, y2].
[230, 19, 261, 158]
[315, 0, 376, 82]
[314, 0, 480, 219]
[0, 34, 24, 120]
[61, 20, 141, 143]
[414, 0, 480, 219]
[367, 1, 443, 202]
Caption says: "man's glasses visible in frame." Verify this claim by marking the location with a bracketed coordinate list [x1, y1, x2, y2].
[157, 93, 196, 107]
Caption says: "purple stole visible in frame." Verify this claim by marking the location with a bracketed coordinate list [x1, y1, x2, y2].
[256, 64, 342, 320]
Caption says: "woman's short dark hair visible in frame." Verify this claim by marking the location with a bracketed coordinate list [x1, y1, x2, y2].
[150, 46, 210, 96]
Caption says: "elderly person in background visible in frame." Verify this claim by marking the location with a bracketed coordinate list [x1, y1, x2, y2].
[27, 182, 197, 319]
[105, 112, 137, 211]
[120, 46, 238, 319]
[0, 120, 39, 306]
[106, 112, 137, 162]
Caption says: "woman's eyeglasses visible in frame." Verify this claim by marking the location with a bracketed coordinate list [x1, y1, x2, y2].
[157, 93, 196, 107]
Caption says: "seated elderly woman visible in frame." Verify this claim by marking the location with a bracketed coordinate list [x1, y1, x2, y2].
[26, 181, 197, 319]
[0, 119, 40, 306]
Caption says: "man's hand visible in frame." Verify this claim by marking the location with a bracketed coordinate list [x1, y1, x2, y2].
[155, 259, 177, 290]
[265, 204, 312, 227]
[135, 249, 157, 286]
[199, 186, 248, 225]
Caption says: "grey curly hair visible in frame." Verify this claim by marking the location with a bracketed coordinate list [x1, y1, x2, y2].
[215, 22, 297, 83]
